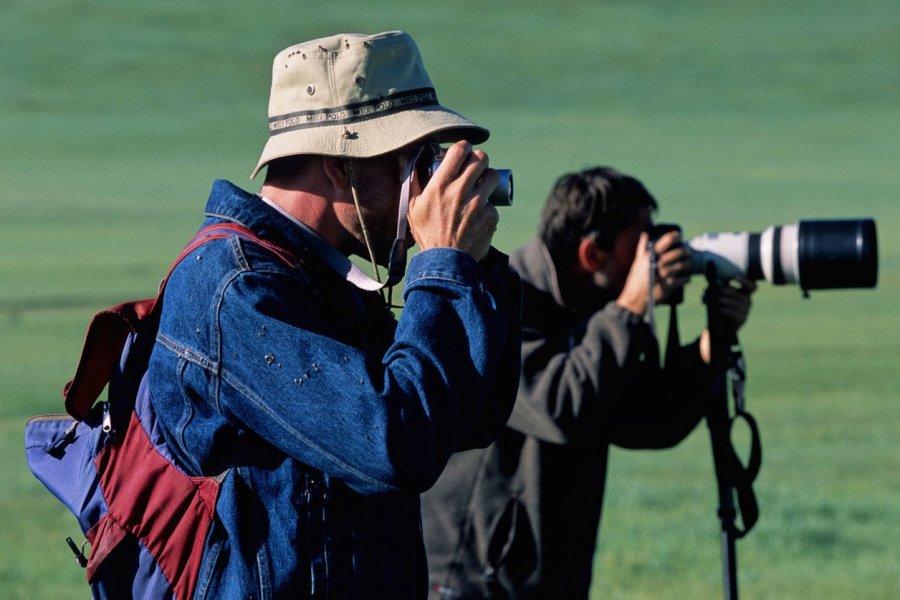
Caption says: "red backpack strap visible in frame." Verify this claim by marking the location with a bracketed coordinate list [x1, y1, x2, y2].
[179, 222, 298, 269]
[63, 299, 156, 421]
[63, 223, 299, 420]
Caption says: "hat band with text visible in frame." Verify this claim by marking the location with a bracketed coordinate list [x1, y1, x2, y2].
[268, 87, 439, 136]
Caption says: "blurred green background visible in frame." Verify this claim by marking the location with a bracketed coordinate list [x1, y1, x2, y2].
[2, 1, 898, 598]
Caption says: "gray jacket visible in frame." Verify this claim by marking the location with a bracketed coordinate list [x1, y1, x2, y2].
[422, 237, 713, 599]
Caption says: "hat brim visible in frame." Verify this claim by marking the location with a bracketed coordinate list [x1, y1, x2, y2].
[251, 105, 489, 178]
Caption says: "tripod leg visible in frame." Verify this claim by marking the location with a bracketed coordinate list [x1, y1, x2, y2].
[720, 512, 739, 599]
[705, 265, 741, 600]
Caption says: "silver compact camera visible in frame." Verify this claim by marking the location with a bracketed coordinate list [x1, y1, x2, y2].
[417, 145, 513, 206]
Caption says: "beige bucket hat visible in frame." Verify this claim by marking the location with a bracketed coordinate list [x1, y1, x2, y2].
[251, 30, 490, 178]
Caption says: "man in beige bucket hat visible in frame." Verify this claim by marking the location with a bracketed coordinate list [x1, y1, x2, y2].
[146, 30, 521, 598]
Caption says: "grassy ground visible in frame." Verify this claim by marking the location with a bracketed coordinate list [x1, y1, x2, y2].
[2, 0, 898, 597]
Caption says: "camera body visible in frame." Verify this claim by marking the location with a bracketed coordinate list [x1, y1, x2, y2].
[427, 160, 513, 206]
[648, 223, 685, 305]
[415, 145, 513, 206]
[649, 223, 682, 243]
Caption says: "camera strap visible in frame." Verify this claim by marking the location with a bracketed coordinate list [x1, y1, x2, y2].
[723, 345, 762, 537]
[384, 145, 424, 288]
[647, 240, 685, 370]
[704, 268, 762, 539]
[264, 145, 424, 311]
[647, 238, 659, 335]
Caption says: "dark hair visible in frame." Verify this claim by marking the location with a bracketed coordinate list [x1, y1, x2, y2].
[538, 166, 657, 268]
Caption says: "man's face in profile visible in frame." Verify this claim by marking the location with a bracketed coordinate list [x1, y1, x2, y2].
[605, 210, 652, 296]
[343, 143, 424, 266]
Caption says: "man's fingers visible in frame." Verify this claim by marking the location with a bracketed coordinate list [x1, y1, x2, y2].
[472, 168, 499, 205]
[431, 141, 474, 186]
[407, 140, 499, 262]
[427, 142, 495, 205]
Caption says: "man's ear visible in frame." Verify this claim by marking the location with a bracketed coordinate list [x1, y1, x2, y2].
[321, 157, 351, 191]
[577, 236, 610, 273]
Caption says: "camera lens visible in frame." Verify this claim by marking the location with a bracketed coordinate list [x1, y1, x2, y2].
[687, 218, 878, 291]
[797, 219, 878, 290]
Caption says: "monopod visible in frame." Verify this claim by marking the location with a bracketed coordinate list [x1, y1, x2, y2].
[703, 265, 762, 600]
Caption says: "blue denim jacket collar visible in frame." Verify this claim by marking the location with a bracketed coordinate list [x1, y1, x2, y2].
[203, 179, 319, 263]
[206, 179, 398, 293]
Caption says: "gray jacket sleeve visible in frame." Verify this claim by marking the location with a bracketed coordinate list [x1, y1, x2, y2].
[506, 302, 711, 448]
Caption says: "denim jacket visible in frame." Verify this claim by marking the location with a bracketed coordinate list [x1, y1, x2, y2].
[147, 180, 521, 598]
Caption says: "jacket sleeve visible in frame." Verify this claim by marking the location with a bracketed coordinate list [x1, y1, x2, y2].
[453, 248, 522, 450]
[506, 301, 711, 448]
[215, 247, 519, 496]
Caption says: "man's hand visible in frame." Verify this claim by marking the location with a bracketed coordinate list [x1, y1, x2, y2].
[704, 277, 756, 331]
[699, 277, 757, 363]
[408, 141, 500, 262]
[652, 230, 692, 304]
[616, 230, 691, 316]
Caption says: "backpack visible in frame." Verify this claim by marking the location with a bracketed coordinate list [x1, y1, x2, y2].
[25, 223, 297, 599]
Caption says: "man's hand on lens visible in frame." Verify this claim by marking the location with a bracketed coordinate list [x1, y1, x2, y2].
[704, 277, 757, 331]
[408, 141, 500, 262]
[699, 277, 756, 363]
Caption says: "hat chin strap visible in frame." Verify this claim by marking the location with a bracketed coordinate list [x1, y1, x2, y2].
[347, 145, 422, 291]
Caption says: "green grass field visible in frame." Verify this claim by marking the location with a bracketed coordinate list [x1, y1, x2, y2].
[2, 1, 898, 597]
